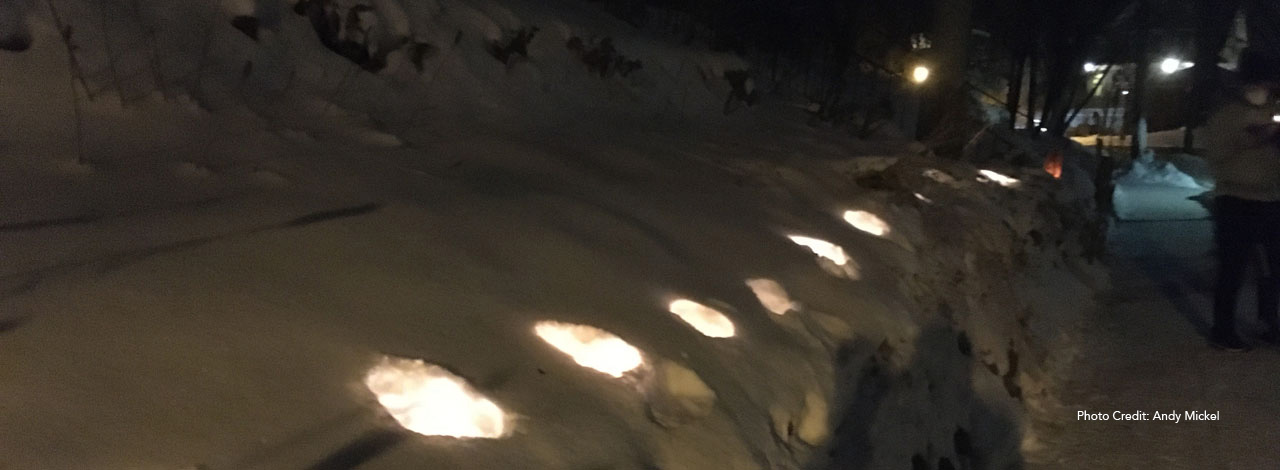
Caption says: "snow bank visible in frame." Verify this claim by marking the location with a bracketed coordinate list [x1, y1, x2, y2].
[0, 1, 1103, 469]
[1114, 152, 1212, 221]
[1117, 152, 1208, 190]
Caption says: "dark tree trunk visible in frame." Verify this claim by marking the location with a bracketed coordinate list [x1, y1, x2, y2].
[1042, 28, 1089, 137]
[1129, 0, 1151, 160]
[1026, 41, 1041, 137]
[918, 0, 974, 140]
[1007, 55, 1026, 131]
[1066, 65, 1112, 130]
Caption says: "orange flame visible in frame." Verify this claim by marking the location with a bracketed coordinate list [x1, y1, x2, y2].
[1044, 151, 1063, 179]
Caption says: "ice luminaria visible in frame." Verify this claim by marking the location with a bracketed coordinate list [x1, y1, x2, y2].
[745, 278, 794, 315]
[977, 169, 1021, 188]
[535, 321, 644, 377]
[668, 299, 737, 337]
[364, 356, 508, 438]
[842, 210, 891, 237]
[788, 235, 851, 266]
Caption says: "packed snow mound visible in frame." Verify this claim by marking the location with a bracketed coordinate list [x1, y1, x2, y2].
[0, 1, 1103, 470]
[645, 360, 717, 428]
[1113, 153, 1212, 221]
[1165, 153, 1215, 188]
[1113, 185, 1211, 221]
[1116, 152, 1208, 190]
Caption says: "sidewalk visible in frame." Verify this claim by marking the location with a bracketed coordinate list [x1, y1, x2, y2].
[1028, 219, 1280, 469]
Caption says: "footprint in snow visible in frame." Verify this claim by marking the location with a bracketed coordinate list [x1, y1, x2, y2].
[173, 162, 213, 179]
[274, 128, 316, 143]
[249, 168, 290, 187]
[53, 159, 95, 175]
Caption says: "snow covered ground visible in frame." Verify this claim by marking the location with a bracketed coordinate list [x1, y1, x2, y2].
[0, 1, 1104, 469]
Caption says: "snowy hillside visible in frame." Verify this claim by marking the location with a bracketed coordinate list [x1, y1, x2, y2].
[0, 1, 1103, 469]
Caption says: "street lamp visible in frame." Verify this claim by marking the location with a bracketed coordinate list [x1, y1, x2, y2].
[1160, 58, 1181, 74]
[912, 65, 930, 84]
[1083, 62, 1098, 73]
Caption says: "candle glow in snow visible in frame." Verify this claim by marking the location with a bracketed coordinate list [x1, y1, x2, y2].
[977, 169, 1021, 188]
[787, 234, 860, 279]
[842, 210, 891, 237]
[535, 321, 644, 377]
[667, 299, 737, 337]
[787, 235, 850, 266]
[922, 169, 956, 184]
[745, 278, 794, 315]
[364, 356, 508, 438]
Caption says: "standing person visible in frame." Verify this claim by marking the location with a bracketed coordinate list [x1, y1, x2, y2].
[1203, 49, 1280, 351]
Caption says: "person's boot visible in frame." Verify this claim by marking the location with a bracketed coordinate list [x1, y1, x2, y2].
[1210, 329, 1251, 352]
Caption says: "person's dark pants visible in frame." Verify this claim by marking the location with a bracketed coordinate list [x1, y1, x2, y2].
[1213, 195, 1280, 337]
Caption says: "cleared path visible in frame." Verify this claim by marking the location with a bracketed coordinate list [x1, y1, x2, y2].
[1029, 218, 1280, 469]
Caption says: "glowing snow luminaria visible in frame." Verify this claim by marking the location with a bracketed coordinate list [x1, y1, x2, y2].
[535, 321, 644, 377]
[667, 299, 737, 337]
[364, 356, 508, 438]
[842, 210, 891, 237]
[977, 169, 1021, 188]
[745, 279, 795, 315]
[788, 235, 850, 266]
[922, 169, 956, 184]
[788, 235, 860, 279]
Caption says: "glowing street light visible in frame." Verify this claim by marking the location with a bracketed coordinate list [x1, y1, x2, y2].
[1083, 62, 1098, 73]
[1160, 58, 1182, 74]
[911, 65, 930, 84]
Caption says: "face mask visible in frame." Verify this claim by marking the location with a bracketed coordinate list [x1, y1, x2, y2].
[1245, 86, 1270, 106]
